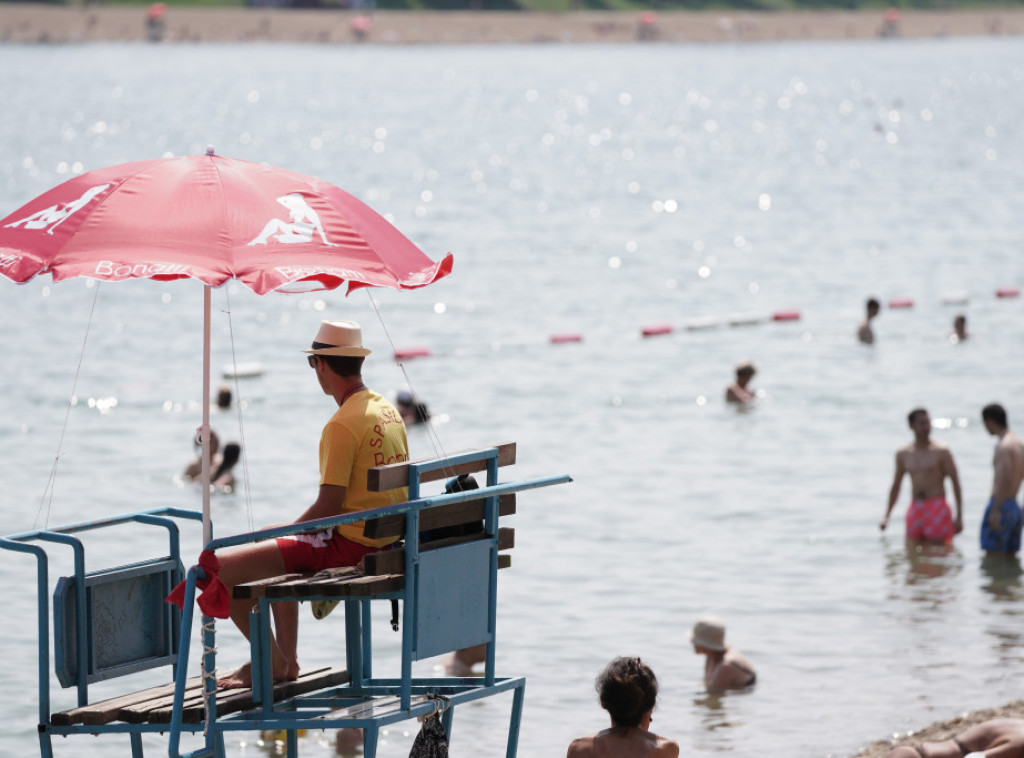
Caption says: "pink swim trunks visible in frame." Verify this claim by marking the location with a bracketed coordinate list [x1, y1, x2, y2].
[276, 528, 381, 573]
[905, 496, 955, 543]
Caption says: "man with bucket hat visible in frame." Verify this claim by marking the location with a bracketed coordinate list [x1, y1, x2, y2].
[217, 320, 409, 689]
[689, 615, 757, 693]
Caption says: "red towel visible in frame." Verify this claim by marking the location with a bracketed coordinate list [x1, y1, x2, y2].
[165, 549, 231, 619]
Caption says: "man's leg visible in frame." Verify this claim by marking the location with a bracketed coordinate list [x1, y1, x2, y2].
[215, 540, 296, 688]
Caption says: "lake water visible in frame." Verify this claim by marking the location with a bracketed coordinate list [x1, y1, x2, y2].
[2, 35, 1024, 758]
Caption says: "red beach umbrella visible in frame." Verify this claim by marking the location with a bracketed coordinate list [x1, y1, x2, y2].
[0, 148, 454, 542]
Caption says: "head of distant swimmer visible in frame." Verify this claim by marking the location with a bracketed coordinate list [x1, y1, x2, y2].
[735, 362, 756, 382]
[907, 408, 930, 426]
[866, 298, 880, 317]
[596, 656, 659, 729]
[982, 403, 1008, 434]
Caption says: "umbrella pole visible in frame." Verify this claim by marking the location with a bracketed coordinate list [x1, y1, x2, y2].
[201, 285, 212, 547]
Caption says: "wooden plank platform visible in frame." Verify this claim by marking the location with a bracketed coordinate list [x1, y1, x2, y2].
[51, 667, 349, 727]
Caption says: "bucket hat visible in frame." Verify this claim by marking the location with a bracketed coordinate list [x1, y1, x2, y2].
[689, 615, 726, 651]
[303, 320, 371, 357]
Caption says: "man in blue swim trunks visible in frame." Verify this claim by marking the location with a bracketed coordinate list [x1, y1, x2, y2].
[980, 403, 1024, 556]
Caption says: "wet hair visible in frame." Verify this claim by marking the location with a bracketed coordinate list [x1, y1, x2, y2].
[907, 408, 928, 425]
[866, 297, 880, 312]
[213, 442, 241, 482]
[319, 355, 364, 377]
[595, 657, 659, 729]
[982, 403, 1008, 428]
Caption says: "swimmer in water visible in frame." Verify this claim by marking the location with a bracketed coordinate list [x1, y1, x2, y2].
[567, 656, 679, 758]
[881, 408, 963, 544]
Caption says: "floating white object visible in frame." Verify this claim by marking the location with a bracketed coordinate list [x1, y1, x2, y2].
[222, 362, 265, 378]
[685, 316, 720, 331]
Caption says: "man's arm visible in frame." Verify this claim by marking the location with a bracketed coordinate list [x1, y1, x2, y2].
[943, 450, 964, 532]
[294, 484, 348, 526]
[882, 452, 906, 530]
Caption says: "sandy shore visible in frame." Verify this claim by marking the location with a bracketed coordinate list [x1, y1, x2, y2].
[849, 699, 1024, 757]
[0, 4, 1021, 44]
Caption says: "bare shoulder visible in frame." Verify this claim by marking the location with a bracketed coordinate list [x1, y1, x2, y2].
[566, 735, 595, 758]
[655, 735, 681, 757]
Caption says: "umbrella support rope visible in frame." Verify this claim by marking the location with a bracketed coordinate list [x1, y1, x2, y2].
[35, 282, 101, 532]
[201, 615, 218, 737]
[364, 289, 457, 480]
[222, 286, 255, 534]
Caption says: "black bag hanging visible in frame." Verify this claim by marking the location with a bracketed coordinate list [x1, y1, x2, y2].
[408, 712, 448, 758]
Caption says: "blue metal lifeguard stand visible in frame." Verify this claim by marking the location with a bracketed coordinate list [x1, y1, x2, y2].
[1, 444, 569, 758]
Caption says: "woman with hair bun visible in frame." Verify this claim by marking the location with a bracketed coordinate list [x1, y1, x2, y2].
[566, 656, 679, 757]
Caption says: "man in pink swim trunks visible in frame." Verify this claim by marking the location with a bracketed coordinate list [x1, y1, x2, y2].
[881, 408, 964, 544]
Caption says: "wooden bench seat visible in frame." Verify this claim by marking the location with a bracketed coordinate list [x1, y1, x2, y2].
[51, 666, 349, 726]
[233, 493, 516, 604]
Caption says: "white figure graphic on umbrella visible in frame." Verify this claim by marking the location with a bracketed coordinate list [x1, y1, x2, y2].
[249, 192, 336, 246]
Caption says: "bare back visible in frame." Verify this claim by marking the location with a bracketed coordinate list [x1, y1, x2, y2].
[993, 432, 1024, 502]
[567, 728, 679, 758]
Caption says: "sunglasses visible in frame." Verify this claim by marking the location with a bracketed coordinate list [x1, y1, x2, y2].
[307, 355, 318, 368]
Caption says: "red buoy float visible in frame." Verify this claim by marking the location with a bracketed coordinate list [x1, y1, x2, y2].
[550, 333, 583, 344]
[996, 287, 1020, 299]
[772, 310, 801, 322]
[641, 323, 673, 337]
[394, 347, 431, 361]
[888, 298, 914, 309]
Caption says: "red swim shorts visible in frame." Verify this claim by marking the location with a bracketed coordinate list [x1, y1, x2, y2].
[276, 528, 381, 573]
[905, 496, 955, 543]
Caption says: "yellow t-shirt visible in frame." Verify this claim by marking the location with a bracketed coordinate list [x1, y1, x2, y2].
[319, 389, 409, 547]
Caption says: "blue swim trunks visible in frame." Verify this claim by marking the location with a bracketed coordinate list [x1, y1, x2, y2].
[980, 497, 1023, 553]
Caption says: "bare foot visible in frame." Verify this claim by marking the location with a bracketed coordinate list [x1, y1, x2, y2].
[217, 661, 299, 689]
[218, 663, 253, 689]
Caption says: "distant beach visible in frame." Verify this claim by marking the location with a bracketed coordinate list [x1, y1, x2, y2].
[0, 4, 1021, 44]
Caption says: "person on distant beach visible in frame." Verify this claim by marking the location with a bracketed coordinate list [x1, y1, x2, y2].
[215, 320, 409, 689]
[881, 408, 964, 544]
[566, 656, 679, 758]
[883, 717, 1024, 758]
[950, 314, 969, 344]
[725, 361, 757, 404]
[858, 297, 881, 344]
[689, 615, 756, 693]
[980, 403, 1024, 556]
